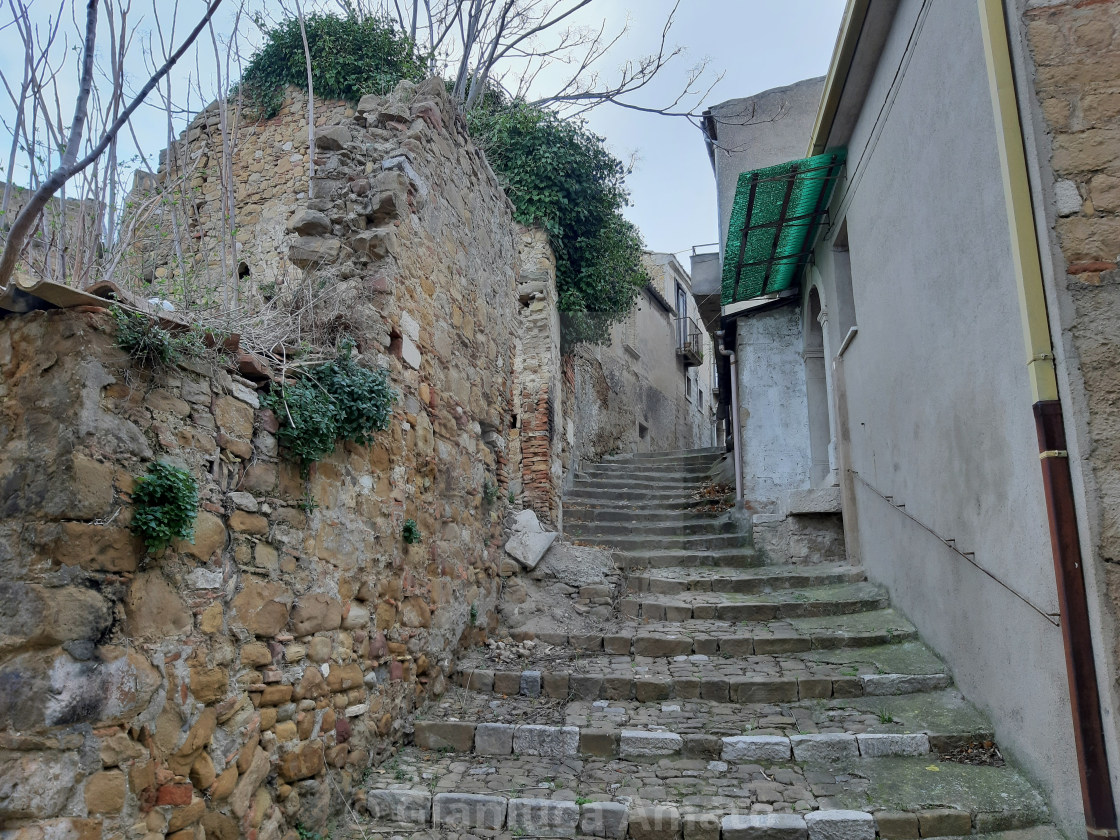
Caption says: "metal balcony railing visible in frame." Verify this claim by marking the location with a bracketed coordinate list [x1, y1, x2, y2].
[676, 316, 704, 367]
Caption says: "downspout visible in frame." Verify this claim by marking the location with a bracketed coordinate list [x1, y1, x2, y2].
[716, 330, 743, 508]
[978, 0, 1118, 834]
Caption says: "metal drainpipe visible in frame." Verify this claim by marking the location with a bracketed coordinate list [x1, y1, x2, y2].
[716, 330, 744, 508]
[979, 0, 1118, 833]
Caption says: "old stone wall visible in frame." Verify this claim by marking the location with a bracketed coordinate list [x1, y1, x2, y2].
[1023, 0, 1120, 802]
[0, 78, 523, 840]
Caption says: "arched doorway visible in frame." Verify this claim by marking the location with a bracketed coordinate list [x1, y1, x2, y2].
[805, 287, 835, 487]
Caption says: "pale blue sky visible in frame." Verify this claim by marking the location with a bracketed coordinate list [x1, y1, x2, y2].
[0, 1, 846, 258]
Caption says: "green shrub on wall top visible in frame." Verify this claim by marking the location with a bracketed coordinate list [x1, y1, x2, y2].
[130, 462, 199, 553]
[263, 341, 397, 473]
[238, 13, 426, 118]
[466, 103, 649, 348]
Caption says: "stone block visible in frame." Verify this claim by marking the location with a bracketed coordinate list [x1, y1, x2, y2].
[520, 670, 542, 698]
[605, 634, 632, 654]
[315, 126, 351, 150]
[432, 792, 506, 829]
[684, 813, 722, 840]
[874, 811, 920, 840]
[580, 801, 629, 839]
[508, 798, 579, 838]
[602, 675, 633, 700]
[288, 209, 330, 236]
[700, 677, 729, 702]
[84, 770, 126, 814]
[513, 724, 579, 757]
[790, 733, 859, 762]
[475, 723, 514, 755]
[862, 674, 949, 695]
[917, 809, 971, 837]
[620, 730, 683, 759]
[288, 236, 341, 267]
[634, 635, 692, 657]
[673, 676, 701, 698]
[629, 805, 682, 840]
[367, 789, 431, 824]
[414, 721, 475, 752]
[722, 735, 792, 762]
[569, 673, 604, 700]
[543, 671, 570, 698]
[798, 678, 833, 699]
[635, 677, 672, 702]
[493, 671, 521, 696]
[805, 810, 876, 840]
[682, 733, 722, 759]
[461, 669, 493, 693]
[723, 814, 808, 840]
[580, 729, 619, 757]
[732, 676, 798, 703]
[856, 733, 930, 757]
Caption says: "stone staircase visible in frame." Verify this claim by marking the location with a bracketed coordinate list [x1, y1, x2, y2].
[353, 448, 1058, 840]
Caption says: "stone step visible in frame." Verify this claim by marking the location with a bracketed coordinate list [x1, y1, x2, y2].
[621, 582, 889, 622]
[571, 474, 714, 490]
[565, 507, 737, 525]
[566, 487, 716, 505]
[566, 517, 744, 538]
[412, 688, 996, 762]
[454, 640, 949, 703]
[565, 495, 736, 513]
[577, 532, 751, 552]
[627, 564, 866, 595]
[579, 459, 719, 476]
[614, 547, 762, 569]
[361, 749, 1051, 837]
[602, 446, 724, 462]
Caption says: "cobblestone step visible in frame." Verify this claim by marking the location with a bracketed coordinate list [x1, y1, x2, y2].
[620, 583, 889, 622]
[626, 564, 866, 595]
[578, 462, 719, 479]
[567, 488, 722, 505]
[567, 496, 737, 515]
[455, 641, 949, 703]
[411, 688, 995, 761]
[602, 446, 724, 463]
[613, 548, 762, 569]
[358, 749, 1051, 838]
[576, 534, 751, 554]
[565, 507, 736, 525]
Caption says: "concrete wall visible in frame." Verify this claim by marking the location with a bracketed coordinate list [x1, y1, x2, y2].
[707, 78, 825, 261]
[810, 0, 1078, 827]
[1017, 0, 1120, 813]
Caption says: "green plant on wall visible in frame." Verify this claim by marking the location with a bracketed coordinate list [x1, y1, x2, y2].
[238, 13, 426, 118]
[130, 461, 199, 553]
[482, 478, 500, 506]
[466, 103, 649, 349]
[263, 340, 398, 475]
[111, 305, 202, 368]
[401, 518, 421, 544]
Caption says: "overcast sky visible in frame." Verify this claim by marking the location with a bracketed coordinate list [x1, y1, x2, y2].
[568, 0, 847, 259]
[1, 1, 846, 263]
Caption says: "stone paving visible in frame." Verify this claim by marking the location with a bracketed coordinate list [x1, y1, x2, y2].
[352, 448, 1057, 840]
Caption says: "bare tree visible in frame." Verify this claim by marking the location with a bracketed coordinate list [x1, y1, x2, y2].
[0, 0, 225, 291]
[339, 0, 720, 118]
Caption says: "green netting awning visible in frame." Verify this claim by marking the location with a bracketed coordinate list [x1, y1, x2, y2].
[722, 150, 847, 306]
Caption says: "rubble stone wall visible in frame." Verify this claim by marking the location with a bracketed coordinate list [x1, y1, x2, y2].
[0, 78, 524, 840]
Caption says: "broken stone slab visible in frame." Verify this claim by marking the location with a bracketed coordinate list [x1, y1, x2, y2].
[790, 733, 859, 762]
[414, 720, 475, 752]
[432, 792, 506, 830]
[579, 801, 629, 839]
[367, 789, 432, 824]
[351, 229, 396, 260]
[619, 730, 683, 759]
[511, 724, 579, 757]
[507, 798, 579, 838]
[505, 530, 558, 571]
[805, 811, 876, 840]
[723, 813, 808, 840]
[629, 806, 682, 840]
[722, 734, 792, 762]
[856, 732, 930, 757]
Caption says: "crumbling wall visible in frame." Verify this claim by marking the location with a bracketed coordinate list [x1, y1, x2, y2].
[0, 78, 522, 840]
[512, 226, 563, 528]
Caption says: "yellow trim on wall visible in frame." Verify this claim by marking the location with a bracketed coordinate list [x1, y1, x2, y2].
[808, 0, 869, 157]
[977, 0, 1059, 404]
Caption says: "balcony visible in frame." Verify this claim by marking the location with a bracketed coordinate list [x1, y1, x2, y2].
[676, 316, 705, 367]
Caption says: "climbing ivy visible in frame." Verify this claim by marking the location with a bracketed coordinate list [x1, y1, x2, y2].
[466, 103, 649, 348]
[238, 13, 427, 118]
[130, 462, 199, 553]
[263, 341, 397, 473]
